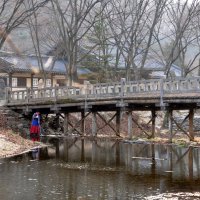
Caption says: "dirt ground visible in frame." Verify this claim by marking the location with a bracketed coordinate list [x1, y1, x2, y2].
[0, 129, 38, 158]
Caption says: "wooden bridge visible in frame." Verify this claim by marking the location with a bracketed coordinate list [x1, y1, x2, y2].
[3, 77, 200, 141]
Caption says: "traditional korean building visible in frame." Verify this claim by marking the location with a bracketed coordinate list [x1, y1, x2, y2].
[0, 53, 91, 91]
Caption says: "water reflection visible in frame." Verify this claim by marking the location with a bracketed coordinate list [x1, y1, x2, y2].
[49, 138, 199, 180]
[37, 138, 200, 180]
[0, 138, 200, 199]
[31, 148, 40, 160]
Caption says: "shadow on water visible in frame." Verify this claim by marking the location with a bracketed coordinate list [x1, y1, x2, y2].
[1, 137, 200, 199]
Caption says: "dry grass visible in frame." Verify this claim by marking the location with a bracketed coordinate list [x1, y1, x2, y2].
[0, 128, 37, 158]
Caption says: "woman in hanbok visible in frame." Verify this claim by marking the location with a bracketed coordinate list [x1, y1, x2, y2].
[30, 112, 41, 141]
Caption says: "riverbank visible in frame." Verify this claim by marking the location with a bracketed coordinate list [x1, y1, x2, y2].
[1, 126, 200, 159]
[0, 129, 39, 158]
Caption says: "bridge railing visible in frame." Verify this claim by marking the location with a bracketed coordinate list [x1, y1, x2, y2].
[6, 77, 200, 103]
[163, 77, 200, 92]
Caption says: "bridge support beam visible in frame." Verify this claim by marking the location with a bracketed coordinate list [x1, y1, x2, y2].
[128, 111, 133, 139]
[81, 111, 85, 136]
[189, 109, 194, 141]
[64, 113, 69, 135]
[116, 110, 121, 137]
[151, 110, 156, 139]
[55, 113, 60, 131]
[92, 112, 97, 136]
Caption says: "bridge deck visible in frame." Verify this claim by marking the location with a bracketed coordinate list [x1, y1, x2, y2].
[3, 77, 200, 113]
[3, 77, 200, 141]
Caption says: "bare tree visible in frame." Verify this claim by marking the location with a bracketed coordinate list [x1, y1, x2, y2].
[106, 0, 168, 80]
[154, 0, 200, 78]
[82, 3, 115, 81]
[46, 0, 106, 86]
[0, 0, 49, 50]
[138, 0, 168, 77]
[180, 12, 200, 77]
[26, 0, 47, 86]
[107, 0, 147, 80]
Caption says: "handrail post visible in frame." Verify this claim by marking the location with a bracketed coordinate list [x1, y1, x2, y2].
[121, 78, 126, 97]
[26, 88, 30, 103]
[55, 86, 58, 102]
[160, 79, 164, 107]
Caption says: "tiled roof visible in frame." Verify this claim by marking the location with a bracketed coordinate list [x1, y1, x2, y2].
[0, 54, 92, 75]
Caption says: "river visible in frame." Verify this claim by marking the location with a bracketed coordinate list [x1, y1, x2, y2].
[0, 137, 200, 199]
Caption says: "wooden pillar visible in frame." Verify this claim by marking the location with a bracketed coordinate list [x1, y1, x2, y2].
[168, 109, 173, 143]
[189, 108, 194, 141]
[81, 111, 85, 135]
[92, 112, 97, 136]
[116, 109, 121, 136]
[55, 113, 60, 132]
[64, 113, 69, 135]
[128, 111, 133, 139]
[151, 109, 156, 138]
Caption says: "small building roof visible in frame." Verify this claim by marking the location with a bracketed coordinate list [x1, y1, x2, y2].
[0, 54, 92, 76]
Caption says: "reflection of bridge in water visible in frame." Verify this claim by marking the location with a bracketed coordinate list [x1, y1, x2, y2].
[4, 138, 200, 198]
[42, 138, 200, 183]
[4, 77, 200, 141]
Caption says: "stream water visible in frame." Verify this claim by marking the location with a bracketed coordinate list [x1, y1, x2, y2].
[0, 137, 200, 199]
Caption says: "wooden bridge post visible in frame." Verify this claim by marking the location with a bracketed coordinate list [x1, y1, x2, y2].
[151, 109, 156, 138]
[116, 109, 121, 136]
[92, 112, 97, 136]
[168, 109, 173, 143]
[64, 113, 69, 135]
[55, 113, 60, 131]
[189, 108, 194, 141]
[81, 111, 85, 135]
[128, 110, 133, 139]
